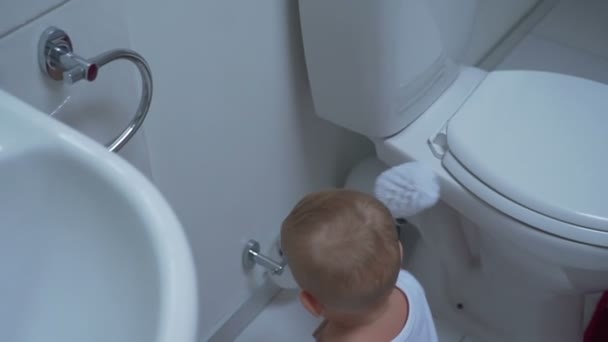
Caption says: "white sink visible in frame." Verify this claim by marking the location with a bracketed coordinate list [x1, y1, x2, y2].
[0, 90, 197, 342]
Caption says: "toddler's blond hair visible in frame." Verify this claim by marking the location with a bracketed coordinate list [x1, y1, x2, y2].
[280, 189, 401, 312]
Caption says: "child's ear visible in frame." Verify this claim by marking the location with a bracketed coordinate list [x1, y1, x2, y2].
[299, 290, 324, 317]
[398, 241, 404, 261]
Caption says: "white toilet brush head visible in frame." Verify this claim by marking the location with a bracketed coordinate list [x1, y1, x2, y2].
[374, 162, 440, 218]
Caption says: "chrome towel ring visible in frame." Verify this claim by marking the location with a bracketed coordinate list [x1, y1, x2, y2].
[38, 26, 152, 153]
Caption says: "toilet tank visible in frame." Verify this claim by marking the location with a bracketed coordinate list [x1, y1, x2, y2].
[428, 0, 479, 62]
[299, 0, 459, 138]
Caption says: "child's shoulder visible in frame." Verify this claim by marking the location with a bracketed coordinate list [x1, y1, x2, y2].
[395, 269, 426, 296]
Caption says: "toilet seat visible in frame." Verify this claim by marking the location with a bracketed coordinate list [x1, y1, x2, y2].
[444, 70, 608, 246]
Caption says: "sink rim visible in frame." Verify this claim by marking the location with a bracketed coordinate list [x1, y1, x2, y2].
[0, 90, 198, 342]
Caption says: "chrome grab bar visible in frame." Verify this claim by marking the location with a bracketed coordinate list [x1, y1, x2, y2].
[38, 27, 153, 153]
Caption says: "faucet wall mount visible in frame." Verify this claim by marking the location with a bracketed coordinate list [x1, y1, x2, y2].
[38, 27, 99, 83]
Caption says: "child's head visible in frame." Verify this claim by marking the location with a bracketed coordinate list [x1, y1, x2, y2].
[280, 189, 401, 318]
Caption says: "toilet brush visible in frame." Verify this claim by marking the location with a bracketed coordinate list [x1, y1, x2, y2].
[374, 161, 440, 218]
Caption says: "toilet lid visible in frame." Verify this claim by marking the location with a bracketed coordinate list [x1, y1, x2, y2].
[446, 71, 608, 233]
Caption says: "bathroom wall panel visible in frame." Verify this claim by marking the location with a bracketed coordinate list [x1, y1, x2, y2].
[0, 0, 69, 38]
[0, 0, 152, 176]
[465, 0, 540, 64]
[125, 0, 374, 339]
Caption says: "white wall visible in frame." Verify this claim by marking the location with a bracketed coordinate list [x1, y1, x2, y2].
[124, 0, 373, 339]
[428, 0, 540, 65]
[465, 0, 540, 64]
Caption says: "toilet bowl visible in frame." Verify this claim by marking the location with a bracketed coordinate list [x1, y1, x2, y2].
[299, 1, 608, 341]
[374, 67, 608, 342]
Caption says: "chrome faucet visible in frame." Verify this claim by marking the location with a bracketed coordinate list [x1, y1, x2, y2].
[38, 27, 153, 153]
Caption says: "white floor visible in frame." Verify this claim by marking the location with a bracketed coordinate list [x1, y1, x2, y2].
[236, 288, 470, 342]
[236, 1, 608, 341]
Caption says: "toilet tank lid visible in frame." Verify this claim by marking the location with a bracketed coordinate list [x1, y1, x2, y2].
[446, 70, 608, 232]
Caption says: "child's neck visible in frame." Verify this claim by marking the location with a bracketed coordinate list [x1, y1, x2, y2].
[319, 288, 408, 341]
[328, 292, 393, 328]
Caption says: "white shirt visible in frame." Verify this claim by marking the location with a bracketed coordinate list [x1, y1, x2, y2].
[391, 270, 438, 342]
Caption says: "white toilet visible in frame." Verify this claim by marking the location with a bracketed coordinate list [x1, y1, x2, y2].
[299, 1, 608, 341]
